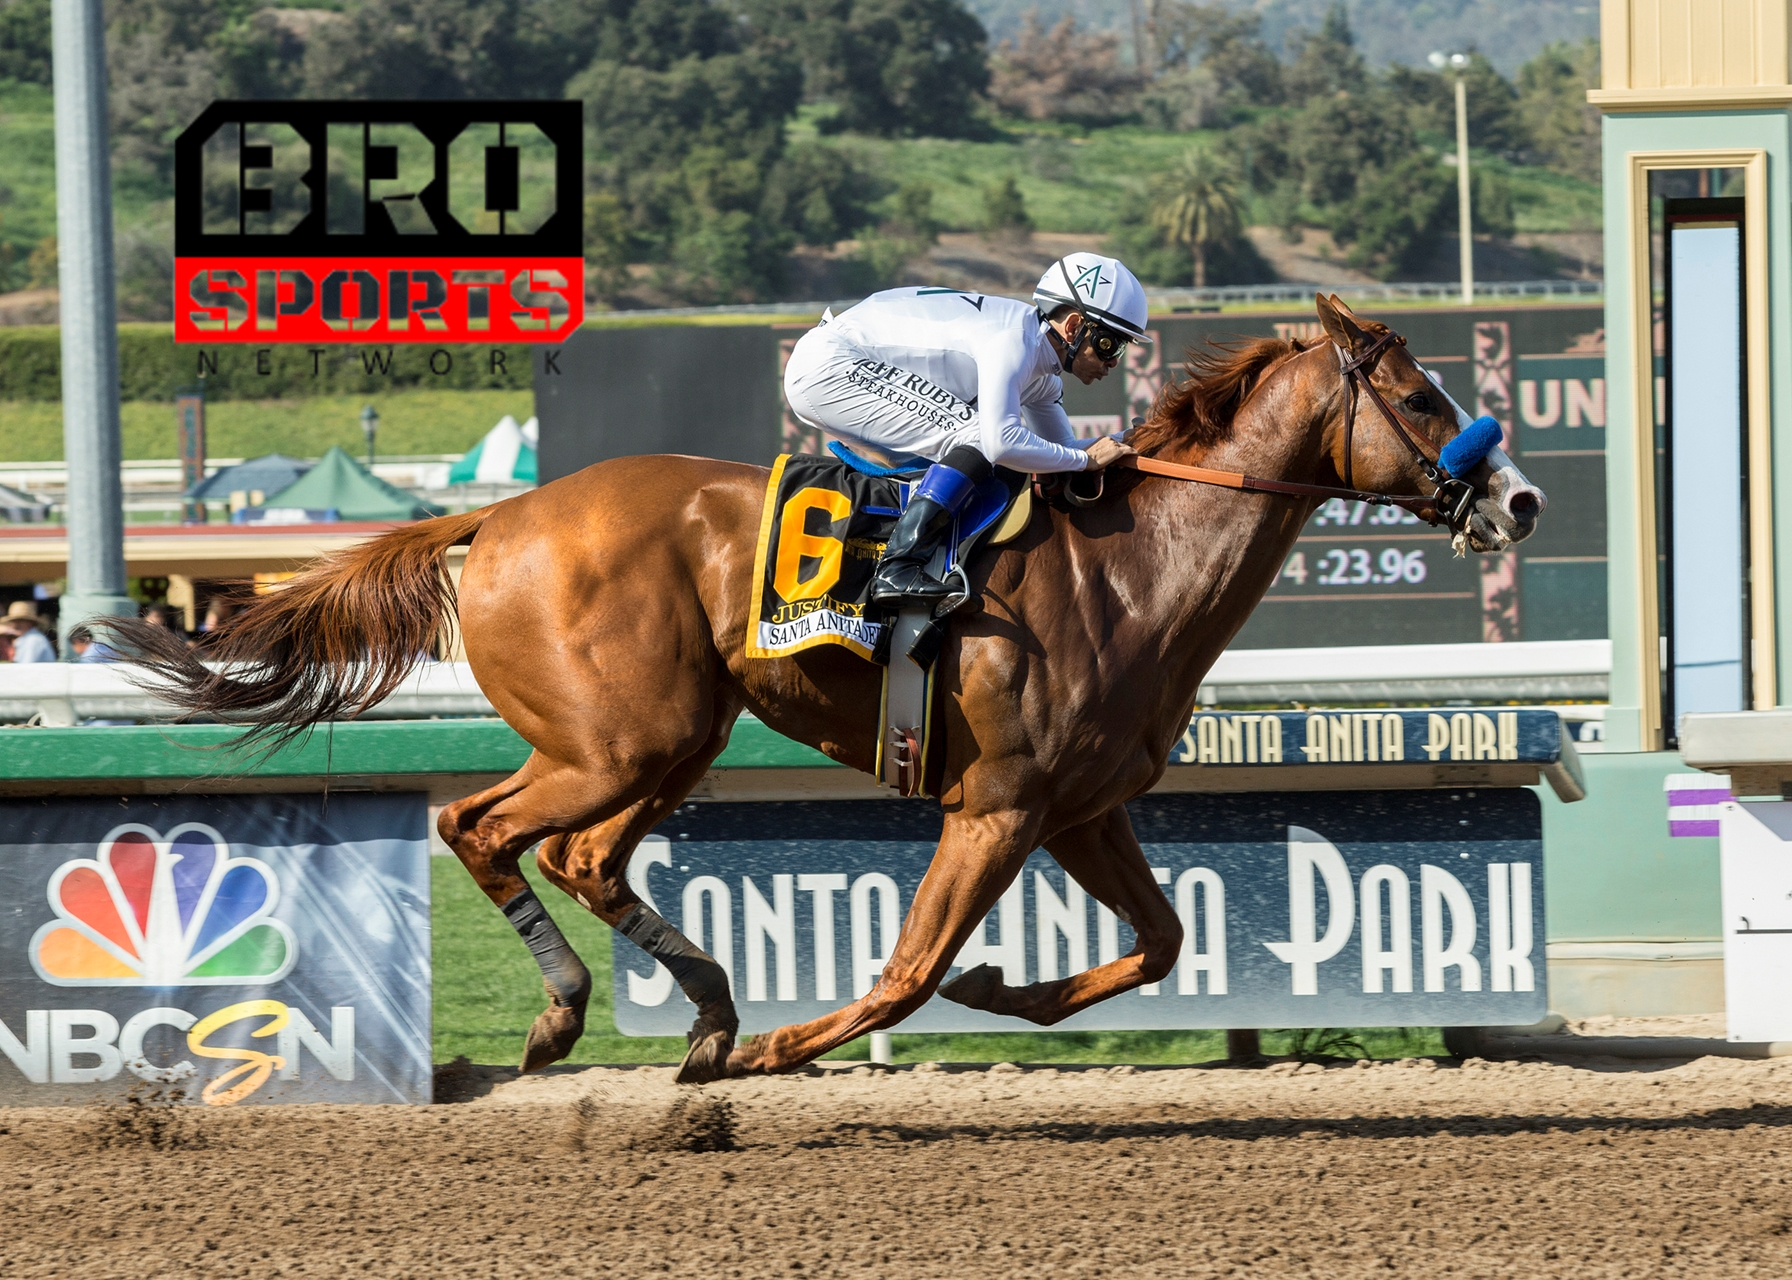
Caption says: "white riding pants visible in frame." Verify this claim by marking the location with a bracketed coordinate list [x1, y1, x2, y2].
[783, 328, 980, 464]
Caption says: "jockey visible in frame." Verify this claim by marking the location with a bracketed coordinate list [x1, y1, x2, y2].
[783, 252, 1152, 606]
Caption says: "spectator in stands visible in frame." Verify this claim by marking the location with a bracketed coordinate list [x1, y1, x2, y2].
[3, 602, 56, 662]
[0, 631, 13, 662]
[200, 598, 236, 633]
[68, 625, 118, 663]
[141, 604, 175, 630]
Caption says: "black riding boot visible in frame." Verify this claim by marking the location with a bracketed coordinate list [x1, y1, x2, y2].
[871, 496, 954, 606]
[871, 449, 990, 608]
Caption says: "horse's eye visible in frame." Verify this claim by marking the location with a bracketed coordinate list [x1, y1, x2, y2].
[1404, 392, 1434, 414]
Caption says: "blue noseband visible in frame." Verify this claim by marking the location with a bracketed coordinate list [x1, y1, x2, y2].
[1438, 416, 1503, 479]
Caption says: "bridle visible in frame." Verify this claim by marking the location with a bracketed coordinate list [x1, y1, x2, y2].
[1115, 326, 1479, 532]
[1336, 330, 1477, 528]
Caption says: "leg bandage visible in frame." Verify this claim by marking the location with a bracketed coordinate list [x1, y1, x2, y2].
[500, 888, 592, 1008]
[618, 904, 734, 1010]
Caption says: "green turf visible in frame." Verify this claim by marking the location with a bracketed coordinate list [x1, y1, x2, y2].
[794, 117, 1218, 236]
[1487, 155, 1604, 236]
[0, 389, 536, 463]
[0, 82, 85, 271]
[0, 79, 174, 279]
[430, 857, 1448, 1067]
[789, 111, 1603, 240]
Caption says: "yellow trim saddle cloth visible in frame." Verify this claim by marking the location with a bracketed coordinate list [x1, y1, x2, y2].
[745, 454, 906, 662]
[747, 451, 1034, 797]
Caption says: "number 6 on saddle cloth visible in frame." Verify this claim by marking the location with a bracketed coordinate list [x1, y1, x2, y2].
[743, 444, 1033, 798]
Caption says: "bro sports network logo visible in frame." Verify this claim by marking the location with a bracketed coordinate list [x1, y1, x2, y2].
[173, 100, 582, 343]
[30, 823, 295, 986]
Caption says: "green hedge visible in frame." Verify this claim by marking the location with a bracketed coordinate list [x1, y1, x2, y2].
[0, 325, 535, 401]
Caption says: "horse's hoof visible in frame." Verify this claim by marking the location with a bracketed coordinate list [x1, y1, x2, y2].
[519, 1003, 585, 1074]
[674, 1029, 736, 1085]
[938, 962, 1003, 1012]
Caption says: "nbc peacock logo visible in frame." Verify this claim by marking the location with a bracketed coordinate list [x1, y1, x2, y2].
[30, 823, 297, 987]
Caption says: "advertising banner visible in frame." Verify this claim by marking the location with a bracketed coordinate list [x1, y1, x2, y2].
[173, 100, 583, 343]
[0, 793, 431, 1105]
[614, 790, 1546, 1034]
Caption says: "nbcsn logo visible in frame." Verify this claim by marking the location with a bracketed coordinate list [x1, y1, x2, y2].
[3, 824, 355, 1105]
[31, 823, 295, 985]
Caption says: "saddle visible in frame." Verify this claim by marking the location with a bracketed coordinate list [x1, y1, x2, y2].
[745, 445, 1034, 798]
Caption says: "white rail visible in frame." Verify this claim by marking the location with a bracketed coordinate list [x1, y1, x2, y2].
[0, 660, 495, 726]
[1197, 639, 1611, 706]
[0, 639, 1612, 726]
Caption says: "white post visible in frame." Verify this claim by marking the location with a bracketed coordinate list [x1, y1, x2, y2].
[51, 0, 134, 650]
[869, 1031, 893, 1065]
[1455, 73, 1473, 306]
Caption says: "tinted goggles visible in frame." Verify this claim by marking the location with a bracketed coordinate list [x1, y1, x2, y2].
[1079, 319, 1132, 363]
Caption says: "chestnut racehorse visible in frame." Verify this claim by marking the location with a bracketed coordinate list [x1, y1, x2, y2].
[109, 295, 1545, 1082]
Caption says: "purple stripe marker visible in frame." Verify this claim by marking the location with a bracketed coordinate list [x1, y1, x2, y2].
[1664, 772, 1731, 838]
[1669, 819, 1722, 838]
[1666, 789, 1732, 807]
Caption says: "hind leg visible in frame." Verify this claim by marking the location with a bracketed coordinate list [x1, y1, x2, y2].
[439, 754, 654, 1072]
[532, 708, 745, 1082]
[438, 698, 737, 1072]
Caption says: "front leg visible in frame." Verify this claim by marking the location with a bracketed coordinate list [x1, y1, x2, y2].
[939, 803, 1182, 1025]
[724, 807, 1041, 1075]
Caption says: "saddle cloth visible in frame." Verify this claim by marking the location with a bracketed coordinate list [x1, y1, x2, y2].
[744, 449, 1026, 663]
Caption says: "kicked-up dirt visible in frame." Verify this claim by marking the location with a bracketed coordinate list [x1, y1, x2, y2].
[2, 1048, 1791, 1278]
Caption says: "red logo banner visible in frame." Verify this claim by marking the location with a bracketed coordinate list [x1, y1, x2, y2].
[175, 257, 584, 343]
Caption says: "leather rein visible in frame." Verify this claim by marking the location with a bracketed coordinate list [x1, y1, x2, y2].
[1115, 329, 1478, 532]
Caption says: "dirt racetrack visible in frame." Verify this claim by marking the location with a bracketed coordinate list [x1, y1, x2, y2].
[4, 1046, 1792, 1279]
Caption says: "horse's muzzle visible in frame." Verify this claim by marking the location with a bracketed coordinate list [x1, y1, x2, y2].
[1465, 448, 1545, 551]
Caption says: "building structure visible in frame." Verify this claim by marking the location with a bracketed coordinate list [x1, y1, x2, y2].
[1577, 0, 1792, 1013]
[1593, 0, 1792, 748]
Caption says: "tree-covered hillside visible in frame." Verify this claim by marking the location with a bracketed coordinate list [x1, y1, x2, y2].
[0, 0, 1601, 310]
[967, 0, 1601, 76]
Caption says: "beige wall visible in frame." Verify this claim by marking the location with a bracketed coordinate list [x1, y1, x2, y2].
[1595, 0, 1792, 106]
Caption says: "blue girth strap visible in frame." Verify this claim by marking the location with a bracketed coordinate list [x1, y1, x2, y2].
[828, 441, 930, 477]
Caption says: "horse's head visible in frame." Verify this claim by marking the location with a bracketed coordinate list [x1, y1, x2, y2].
[1316, 294, 1545, 552]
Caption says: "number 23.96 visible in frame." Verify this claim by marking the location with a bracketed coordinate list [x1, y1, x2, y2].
[1280, 547, 1427, 587]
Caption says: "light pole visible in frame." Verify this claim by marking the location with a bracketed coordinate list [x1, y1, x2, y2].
[52, 0, 135, 654]
[360, 404, 380, 469]
[1430, 51, 1473, 305]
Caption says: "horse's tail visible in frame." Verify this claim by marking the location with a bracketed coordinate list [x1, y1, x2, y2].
[102, 507, 493, 749]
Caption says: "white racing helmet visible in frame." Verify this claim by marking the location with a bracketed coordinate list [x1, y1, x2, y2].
[1033, 252, 1154, 345]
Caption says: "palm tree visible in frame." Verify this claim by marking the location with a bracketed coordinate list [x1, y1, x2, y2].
[1149, 149, 1244, 288]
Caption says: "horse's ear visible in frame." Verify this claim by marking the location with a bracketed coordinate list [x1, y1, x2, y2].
[1316, 292, 1370, 354]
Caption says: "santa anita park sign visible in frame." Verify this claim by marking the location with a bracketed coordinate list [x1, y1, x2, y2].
[615, 789, 1549, 1035]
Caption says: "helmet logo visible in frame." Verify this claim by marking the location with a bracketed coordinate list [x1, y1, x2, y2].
[1072, 263, 1107, 298]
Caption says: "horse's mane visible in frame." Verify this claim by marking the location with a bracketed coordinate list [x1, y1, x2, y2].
[1129, 335, 1312, 455]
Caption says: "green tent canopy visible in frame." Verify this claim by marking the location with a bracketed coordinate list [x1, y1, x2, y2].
[262, 446, 444, 521]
